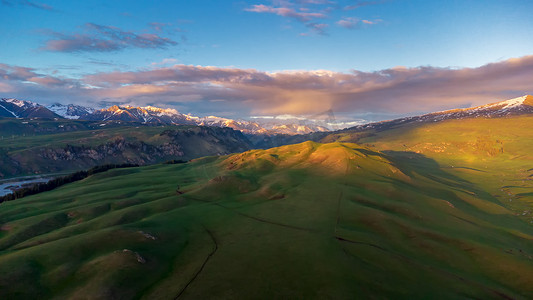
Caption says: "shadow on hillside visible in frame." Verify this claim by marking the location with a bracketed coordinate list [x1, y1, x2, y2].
[376, 150, 501, 206]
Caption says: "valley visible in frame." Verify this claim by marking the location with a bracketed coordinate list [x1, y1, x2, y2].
[0, 96, 532, 298]
[3, 2, 533, 298]
[0, 118, 251, 179]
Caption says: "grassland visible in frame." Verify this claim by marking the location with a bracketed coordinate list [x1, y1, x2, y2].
[1, 141, 532, 298]
[325, 116, 533, 220]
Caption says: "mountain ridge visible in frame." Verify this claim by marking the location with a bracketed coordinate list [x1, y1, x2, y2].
[339, 95, 533, 134]
[2, 95, 532, 136]
[0, 98, 61, 119]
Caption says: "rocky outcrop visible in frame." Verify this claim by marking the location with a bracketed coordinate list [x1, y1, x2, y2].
[0, 126, 253, 178]
[39, 137, 184, 164]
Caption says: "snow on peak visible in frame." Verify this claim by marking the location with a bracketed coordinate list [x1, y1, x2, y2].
[4, 98, 25, 107]
[468, 95, 533, 112]
[3, 98, 36, 107]
[47, 103, 68, 116]
[498, 95, 528, 109]
[46, 103, 95, 119]
[142, 106, 180, 116]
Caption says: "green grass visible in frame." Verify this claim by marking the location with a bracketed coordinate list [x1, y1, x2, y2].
[1, 141, 532, 298]
[325, 115, 533, 220]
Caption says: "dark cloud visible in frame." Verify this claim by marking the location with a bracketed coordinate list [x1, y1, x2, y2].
[42, 23, 177, 53]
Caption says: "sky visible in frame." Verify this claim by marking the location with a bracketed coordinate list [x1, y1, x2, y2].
[1, 0, 533, 123]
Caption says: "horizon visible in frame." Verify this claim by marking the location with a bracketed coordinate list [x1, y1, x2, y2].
[2, 0, 533, 123]
[2, 93, 533, 130]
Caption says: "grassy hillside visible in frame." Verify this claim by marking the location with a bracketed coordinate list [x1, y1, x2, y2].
[323, 116, 533, 219]
[1, 141, 532, 298]
[0, 118, 251, 178]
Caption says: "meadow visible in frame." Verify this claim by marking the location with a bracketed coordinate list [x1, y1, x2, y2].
[1, 137, 532, 298]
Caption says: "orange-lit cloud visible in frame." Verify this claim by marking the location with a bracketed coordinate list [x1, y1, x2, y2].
[1, 56, 533, 120]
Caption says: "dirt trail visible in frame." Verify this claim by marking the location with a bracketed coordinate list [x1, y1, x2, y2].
[175, 226, 218, 299]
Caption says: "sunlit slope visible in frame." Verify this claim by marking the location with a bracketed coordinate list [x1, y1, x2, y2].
[327, 116, 533, 219]
[0, 141, 532, 298]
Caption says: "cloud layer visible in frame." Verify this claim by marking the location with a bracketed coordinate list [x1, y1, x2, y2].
[1, 56, 533, 120]
[42, 23, 177, 53]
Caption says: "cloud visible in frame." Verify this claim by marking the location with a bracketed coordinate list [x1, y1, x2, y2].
[344, 0, 387, 11]
[245, 4, 326, 22]
[296, 0, 336, 4]
[151, 58, 179, 66]
[336, 17, 381, 28]
[246, 1, 384, 35]
[0, 63, 72, 87]
[148, 22, 169, 31]
[245, 1, 332, 35]
[41, 23, 177, 53]
[20, 0, 53, 10]
[306, 22, 329, 35]
[1, 56, 533, 120]
[2, 0, 54, 11]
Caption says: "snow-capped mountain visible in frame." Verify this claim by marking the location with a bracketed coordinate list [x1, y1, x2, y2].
[82, 105, 198, 125]
[0, 98, 60, 119]
[270, 124, 330, 135]
[345, 95, 533, 132]
[5, 95, 530, 136]
[47, 103, 95, 120]
[198, 116, 269, 134]
[0, 98, 329, 135]
[81, 106, 329, 135]
[417, 95, 533, 120]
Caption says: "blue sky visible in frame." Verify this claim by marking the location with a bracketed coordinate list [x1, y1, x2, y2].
[1, 0, 533, 121]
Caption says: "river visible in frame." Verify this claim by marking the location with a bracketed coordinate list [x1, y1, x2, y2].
[0, 176, 56, 196]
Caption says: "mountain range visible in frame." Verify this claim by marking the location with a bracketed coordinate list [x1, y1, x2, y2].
[0, 98, 329, 135]
[339, 95, 533, 133]
[0, 98, 60, 119]
[1, 94, 532, 179]
[2, 95, 532, 137]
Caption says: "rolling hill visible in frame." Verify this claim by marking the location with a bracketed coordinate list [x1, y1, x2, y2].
[0, 95, 532, 298]
[0, 139, 532, 298]
[322, 111, 533, 221]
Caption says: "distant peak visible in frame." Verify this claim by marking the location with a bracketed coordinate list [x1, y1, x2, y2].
[142, 105, 180, 115]
[466, 95, 533, 111]
[490, 94, 533, 109]
[2, 98, 31, 107]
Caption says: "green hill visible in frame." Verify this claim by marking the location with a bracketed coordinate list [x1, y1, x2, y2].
[1, 141, 532, 298]
[323, 115, 533, 218]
